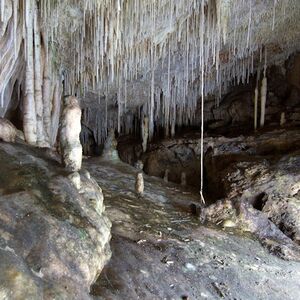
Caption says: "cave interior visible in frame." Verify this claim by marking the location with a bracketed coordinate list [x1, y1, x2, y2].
[0, 0, 300, 299]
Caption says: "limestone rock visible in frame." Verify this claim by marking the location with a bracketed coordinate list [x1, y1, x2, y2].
[200, 129, 300, 260]
[0, 118, 17, 142]
[0, 142, 111, 299]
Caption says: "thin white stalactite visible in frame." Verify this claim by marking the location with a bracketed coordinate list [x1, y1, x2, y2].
[246, 1, 252, 49]
[0, 0, 4, 23]
[272, 0, 277, 31]
[260, 49, 268, 128]
[200, 0, 205, 205]
[13, 0, 18, 58]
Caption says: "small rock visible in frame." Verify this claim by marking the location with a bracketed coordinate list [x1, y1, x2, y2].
[185, 263, 196, 271]
[222, 219, 236, 228]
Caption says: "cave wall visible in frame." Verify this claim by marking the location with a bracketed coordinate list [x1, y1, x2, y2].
[117, 54, 300, 190]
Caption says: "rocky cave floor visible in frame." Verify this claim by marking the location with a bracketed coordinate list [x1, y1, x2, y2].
[0, 128, 300, 299]
[88, 154, 300, 299]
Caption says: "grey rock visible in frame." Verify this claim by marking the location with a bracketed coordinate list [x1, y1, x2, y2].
[0, 142, 111, 299]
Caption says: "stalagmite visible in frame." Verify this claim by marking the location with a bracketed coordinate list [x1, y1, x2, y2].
[181, 172, 187, 187]
[102, 128, 120, 161]
[135, 172, 144, 196]
[260, 76, 267, 128]
[260, 49, 268, 128]
[135, 160, 144, 171]
[164, 169, 169, 183]
[280, 112, 286, 126]
[141, 116, 149, 153]
[59, 96, 82, 172]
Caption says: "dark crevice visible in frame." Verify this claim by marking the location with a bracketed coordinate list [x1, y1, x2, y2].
[253, 192, 267, 211]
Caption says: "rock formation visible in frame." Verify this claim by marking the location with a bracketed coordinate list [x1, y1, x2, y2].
[164, 169, 170, 183]
[199, 129, 300, 260]
[135, 172, 144, 196]
[0, 142, 111, 299]
[59, 96, 82, 172]
[0, 117, 17, 142]
[101, 128, 120, 161]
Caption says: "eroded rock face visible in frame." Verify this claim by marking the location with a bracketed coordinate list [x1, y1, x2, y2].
[199, 129, 300, 260]
[0, 142, 111, 299]
[145, 142, 200, 187]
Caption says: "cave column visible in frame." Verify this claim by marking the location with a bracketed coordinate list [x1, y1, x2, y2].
[33, 0, 46, 147]
[23, 0, 37, 145]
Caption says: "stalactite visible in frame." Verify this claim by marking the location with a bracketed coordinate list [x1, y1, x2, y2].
[1, 0, 298, 150]
[260, 49, 268, 128]
[42, 32, 51, 144]
[199, 0, 205, 205]
[272, 0, 277, 31]
[33, 1, 45, 146]
[23, 0, 37, 145]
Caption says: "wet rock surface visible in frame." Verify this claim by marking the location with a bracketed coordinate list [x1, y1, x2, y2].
[0, 142, 111, 299]
[86, 155, 300, 300]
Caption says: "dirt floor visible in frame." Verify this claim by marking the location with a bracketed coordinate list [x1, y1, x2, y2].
[86, 159, 300, 300]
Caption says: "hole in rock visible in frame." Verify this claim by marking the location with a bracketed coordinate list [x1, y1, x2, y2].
[253, 192, 267, 211]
